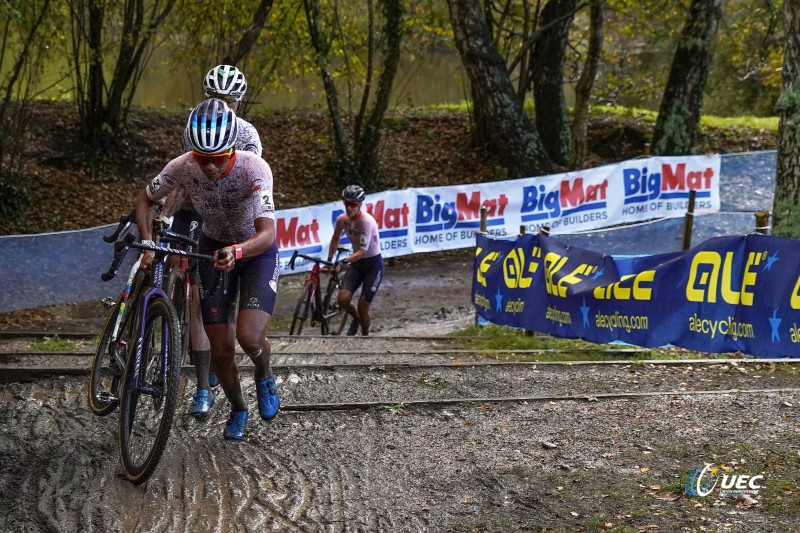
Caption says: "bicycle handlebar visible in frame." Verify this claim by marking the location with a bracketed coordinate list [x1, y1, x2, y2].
[288, 247, 350, 271]
[103, 210, 136, 243]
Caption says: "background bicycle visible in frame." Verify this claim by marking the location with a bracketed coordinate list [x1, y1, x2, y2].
[89, 213, 224, 484]
[288, 247, 350, 335]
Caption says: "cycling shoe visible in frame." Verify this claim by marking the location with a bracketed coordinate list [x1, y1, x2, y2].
[192, 389, 214, 419]
[223, 410, 249, 440]
[256, 374, 280, 420]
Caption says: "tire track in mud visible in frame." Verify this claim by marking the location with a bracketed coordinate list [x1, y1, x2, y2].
[3, 356, 800, 531]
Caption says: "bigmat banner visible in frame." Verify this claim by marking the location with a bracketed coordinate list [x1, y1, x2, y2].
[472, 233, 800, 358]
[277, 154, 720, 273]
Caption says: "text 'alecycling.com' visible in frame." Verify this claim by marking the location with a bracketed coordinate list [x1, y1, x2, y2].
[595, 311, 648, 333]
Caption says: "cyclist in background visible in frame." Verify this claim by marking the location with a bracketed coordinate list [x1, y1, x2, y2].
[136, 99, 279, 441]
[328, 185, 384, 336]
[164, 64, 264, 420]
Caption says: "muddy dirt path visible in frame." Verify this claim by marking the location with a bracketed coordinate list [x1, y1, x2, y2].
[2, 249, 800, 532]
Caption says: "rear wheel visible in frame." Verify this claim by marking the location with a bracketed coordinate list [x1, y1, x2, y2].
[88, 271, 144, 416]
[165, 269, 190, 365]
[290, 282, 313, 335]
[118, 297, 181, 484]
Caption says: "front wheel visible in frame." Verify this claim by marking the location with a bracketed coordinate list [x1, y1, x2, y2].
[118, 297, 181, 484]
[290, 282, 313, 335]
[322, 275, 349, 335]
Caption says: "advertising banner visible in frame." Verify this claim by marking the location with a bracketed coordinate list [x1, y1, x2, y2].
[472, 232, 800, 358]
[278, 154, 720, 274]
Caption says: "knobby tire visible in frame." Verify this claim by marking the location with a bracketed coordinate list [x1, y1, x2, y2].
[118, 297, 181, 484]
[88, 270, 145, 416]
[165, 269, 190, 365]
[322, 273, 348, 335]
[290, 282, 314, 335]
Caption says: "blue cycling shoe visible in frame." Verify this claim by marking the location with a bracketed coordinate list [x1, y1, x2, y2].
[208, 371, 219, 388]
[192, 389, 214, 419]
[346, 320, 359, 336]
[256, 374, 280, 420]
[223, 410, 249, 441]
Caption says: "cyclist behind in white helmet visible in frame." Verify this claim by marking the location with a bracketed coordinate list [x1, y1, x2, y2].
[166, 64, 264, 420]
[135, 98, 280, 441]
[327, 185, 384, 336]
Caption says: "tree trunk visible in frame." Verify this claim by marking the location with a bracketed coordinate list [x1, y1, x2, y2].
[531, 0, 576, 167]
[353, 0, 403, 185]
[651, 0, 722, 156]
[448, 0, 552, 178]
[772, 0, 800, 237]
[222, 0, 275, 65]
[568, 0, 603, 170]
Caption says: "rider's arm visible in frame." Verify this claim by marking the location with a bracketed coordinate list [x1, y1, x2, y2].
[134, 190, 156, 242]
[215, 217, 274, 271]
[328, 217, 344, 261]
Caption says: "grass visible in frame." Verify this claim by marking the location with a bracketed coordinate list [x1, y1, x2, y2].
[416, 101, 779, 132]
[29, 335, 74, 352]
[448, 324, 740, 363]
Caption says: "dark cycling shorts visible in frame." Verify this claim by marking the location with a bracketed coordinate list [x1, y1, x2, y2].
[342, 254, 384, 303]
[170, 207, 202, 240]
[197, 233, 280, 324]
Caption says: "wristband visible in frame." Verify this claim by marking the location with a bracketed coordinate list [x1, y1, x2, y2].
[233, 244, 243, 260]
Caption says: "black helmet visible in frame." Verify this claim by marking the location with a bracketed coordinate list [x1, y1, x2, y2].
[342, 185, 365, 202]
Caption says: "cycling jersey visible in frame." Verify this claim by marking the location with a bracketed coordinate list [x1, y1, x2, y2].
[182, 116, 262, 156]
[333, 210, 381, 259]
[145, 151, 274, 244]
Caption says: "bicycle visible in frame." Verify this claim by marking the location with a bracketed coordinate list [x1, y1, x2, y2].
[89, 212, 225, 484]
[288, 247, 350, 335]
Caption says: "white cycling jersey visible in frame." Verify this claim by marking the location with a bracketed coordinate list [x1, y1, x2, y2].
[333, 210, 381, 259]
[145, 151, 274, 244]
[182, 116, 262, 156]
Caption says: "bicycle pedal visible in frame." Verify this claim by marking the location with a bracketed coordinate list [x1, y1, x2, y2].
[101, 297, 117, 309]
[97, 391, 119, 402]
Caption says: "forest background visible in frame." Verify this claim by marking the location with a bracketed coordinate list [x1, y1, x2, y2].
[0, 0, 797, 236]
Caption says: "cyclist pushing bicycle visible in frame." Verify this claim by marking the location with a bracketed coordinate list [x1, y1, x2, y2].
[134, 98, 280, 441]
[328, 185, 384, 336]
[163, 64, 264, 420]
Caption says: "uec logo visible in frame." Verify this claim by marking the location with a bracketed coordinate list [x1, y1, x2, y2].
[685, 463, 764, 497]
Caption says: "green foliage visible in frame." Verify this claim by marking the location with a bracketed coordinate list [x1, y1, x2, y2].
[30, 335, 75, 352]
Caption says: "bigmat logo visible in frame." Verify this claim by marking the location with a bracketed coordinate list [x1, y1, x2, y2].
[415, 191, 508, 233]
[277, 216, 322, 256]
[331, 199, 411, 241]
[520, 177, 608, 222]
[623, 162, 715, 204]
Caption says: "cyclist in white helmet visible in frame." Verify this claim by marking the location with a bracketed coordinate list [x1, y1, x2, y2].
[135, 99, 279, 441]
[167, 65, 265, 420]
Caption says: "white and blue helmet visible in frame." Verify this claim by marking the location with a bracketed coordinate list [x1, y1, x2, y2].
[186, 98, 238, 155]
[203, 64, 248, 101]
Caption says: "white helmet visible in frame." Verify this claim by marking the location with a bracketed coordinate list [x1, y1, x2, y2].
[203, 64, 247, 101]
[186, 98, 239, 155]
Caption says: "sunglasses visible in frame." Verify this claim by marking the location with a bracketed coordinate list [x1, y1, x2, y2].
[192, 149, 233, 166]
[345, 201, 360, 208]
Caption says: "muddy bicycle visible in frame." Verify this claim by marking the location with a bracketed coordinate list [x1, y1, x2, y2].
[90, 213, 225, 484]
[288, 247, 350, 335]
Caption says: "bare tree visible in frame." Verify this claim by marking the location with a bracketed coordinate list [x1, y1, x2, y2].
[447, 0, 552, 177]
[67, 0, 177, 149]
[772, 0, 800, 237]
[568, 0, 603, 170]
[303, 0, 404, 189]
[651, 0, 723, 155]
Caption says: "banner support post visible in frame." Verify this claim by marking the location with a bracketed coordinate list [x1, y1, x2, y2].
[755, 211, 771, 235]
[681, 190, 697, 250]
